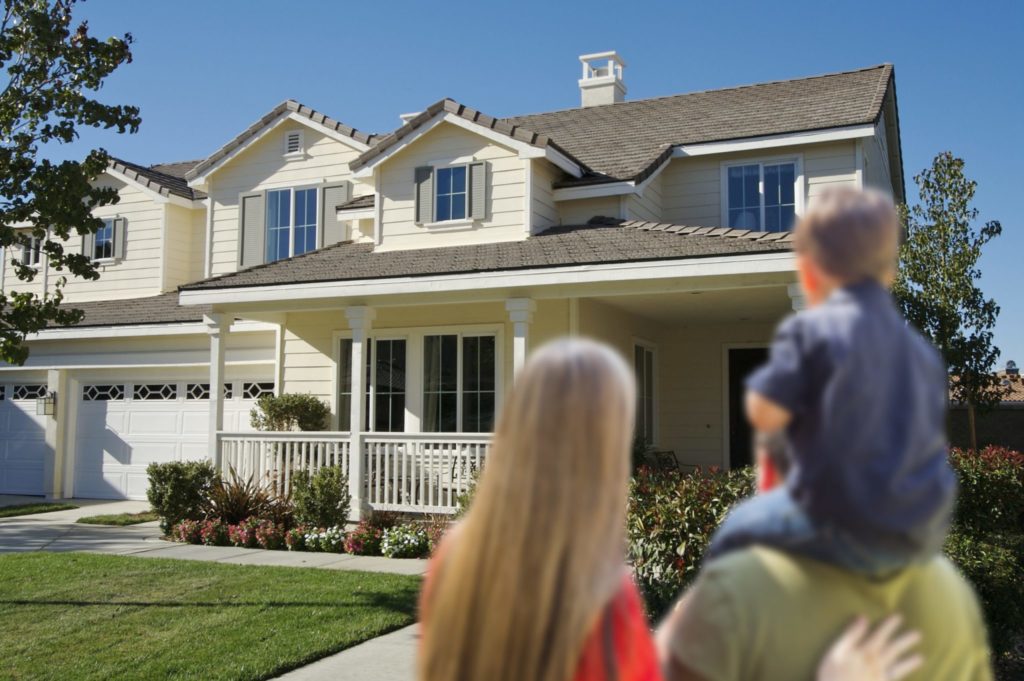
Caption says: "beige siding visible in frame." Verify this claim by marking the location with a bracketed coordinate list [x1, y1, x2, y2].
[162, 203, 205, 289]
[377, 122, 526, 250]
[208, 121, 362, 276]
[530, 159, 559, 233]
[626, 171, 664, 223]
[557, 196, 621, 225]
[662, 141, 858, 226]
[862, 117, 893, 196]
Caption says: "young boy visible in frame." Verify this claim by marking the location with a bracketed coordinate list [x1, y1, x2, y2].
[708, 187, 956, 575]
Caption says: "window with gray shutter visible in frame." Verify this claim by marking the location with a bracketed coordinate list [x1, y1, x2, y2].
[113, 217, 127, 260]
[320, 182, 350, 246]
[469, 162, 487, 220]
[239, 192, 266, 268]
[414, 166, 434, 224]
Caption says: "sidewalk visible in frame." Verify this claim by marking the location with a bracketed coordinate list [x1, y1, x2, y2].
[274, 624, 418, 680]
[0, 498, 427, 576]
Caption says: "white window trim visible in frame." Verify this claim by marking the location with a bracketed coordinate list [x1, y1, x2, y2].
[632, 337, 659, 446]
[92, 218, 118, 264]
[283, 130, 305, 159]
[265, 185, 320, 262]
[719, 155, 804, 232]
[23, 235, 43, 269]
[431, 161, 471, 225]
[331, 323, 504, 434]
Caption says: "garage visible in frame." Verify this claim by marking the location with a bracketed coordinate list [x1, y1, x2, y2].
[74, 379, 270, 500]
[0, 383, 49, 495]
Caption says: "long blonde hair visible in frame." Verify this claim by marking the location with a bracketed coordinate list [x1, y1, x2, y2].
[419, 338, 636, 681]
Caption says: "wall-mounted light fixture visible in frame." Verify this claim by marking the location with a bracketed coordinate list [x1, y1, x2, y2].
[36, 391, 56, 416]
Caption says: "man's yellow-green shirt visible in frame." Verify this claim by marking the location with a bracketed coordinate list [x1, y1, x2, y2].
[665, 547, 993, 681]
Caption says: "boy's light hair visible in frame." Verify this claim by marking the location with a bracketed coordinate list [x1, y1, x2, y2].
[794, 187, 900, 283]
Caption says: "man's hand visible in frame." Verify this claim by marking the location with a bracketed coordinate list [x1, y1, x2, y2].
[745, 390, 792, 432]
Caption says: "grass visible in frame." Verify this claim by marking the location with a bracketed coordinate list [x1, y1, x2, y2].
[0, 502, 77, 518]
[76, 511, 159, 526]
[0, 552, 421, 681]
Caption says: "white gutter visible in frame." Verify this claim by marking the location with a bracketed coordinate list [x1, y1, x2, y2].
[29, 319, 277, 341]
[179, 251, 796, 306]
[674, 124, 875, 157]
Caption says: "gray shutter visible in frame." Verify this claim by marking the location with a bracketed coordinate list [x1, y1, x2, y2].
[82, 232, 95, 261]
[113, 218, 127, 260]
[414, 166, 434, 224]
[239, 192, 266, 268]
[320, 182, 350, 246]
[469, 161, 487, 220]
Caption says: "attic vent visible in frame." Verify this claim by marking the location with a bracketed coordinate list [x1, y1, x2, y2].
[284, 130, 304, 156]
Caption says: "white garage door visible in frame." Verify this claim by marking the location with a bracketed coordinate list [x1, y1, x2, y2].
[0, 383, 49, 495]
[74, 380, 271, 500]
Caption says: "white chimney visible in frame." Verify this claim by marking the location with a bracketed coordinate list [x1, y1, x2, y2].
[578, 51, 626, 107]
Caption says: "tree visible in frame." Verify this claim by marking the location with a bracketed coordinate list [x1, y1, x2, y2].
[0, 0, 139, 364]
[893, 151, 1006, 450]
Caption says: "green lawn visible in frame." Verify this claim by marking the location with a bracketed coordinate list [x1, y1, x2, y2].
[0, 553, 421, 681]
[76, 511, 159, 526]
[0, 502, 77, 518]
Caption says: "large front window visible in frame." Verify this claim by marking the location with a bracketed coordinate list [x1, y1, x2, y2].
[726, 161, 797, 232]
[266, 187, 317, 263]
[435, 166, 467, 222]
[337, 338, 406, 433]
[423, 334, 495, 433]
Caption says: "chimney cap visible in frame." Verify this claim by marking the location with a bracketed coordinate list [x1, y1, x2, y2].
[579, 51, 626, 67]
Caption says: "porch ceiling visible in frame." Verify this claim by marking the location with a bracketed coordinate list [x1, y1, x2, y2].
[591, 285, 792, 325]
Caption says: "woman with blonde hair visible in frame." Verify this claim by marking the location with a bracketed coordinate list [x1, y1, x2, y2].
[418, 338, 924, 681]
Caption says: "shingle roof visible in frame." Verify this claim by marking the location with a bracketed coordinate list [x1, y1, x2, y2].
[505, 64, 894, 184]
[108, 157, 205, 200]
[67, 292, 209, 327]
[184, 100, 378, 182]
[350, 98, 588, 174]
[337, 194, 374, 211]
[181, 218, 793, 292]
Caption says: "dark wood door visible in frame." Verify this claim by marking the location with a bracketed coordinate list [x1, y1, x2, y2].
[728, 347, 769, 469]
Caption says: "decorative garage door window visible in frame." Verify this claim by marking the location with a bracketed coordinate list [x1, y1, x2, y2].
[12, 384, 46, 400]
[133, 383, 178, 400]
[83, 384, 125, 401]
[186, 383, 210, 400]
[243, 382, 274, 399]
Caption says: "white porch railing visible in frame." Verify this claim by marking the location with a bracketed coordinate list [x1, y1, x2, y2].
[215, 431, 490, 514]
[364, 434, 490, 514]
[217, 431, 352, 498]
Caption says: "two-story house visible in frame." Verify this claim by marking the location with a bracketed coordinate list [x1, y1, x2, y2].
[0, 55, 903, 513]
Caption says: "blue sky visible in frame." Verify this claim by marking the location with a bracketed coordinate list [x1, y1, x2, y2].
[60, 0, 1022, 365]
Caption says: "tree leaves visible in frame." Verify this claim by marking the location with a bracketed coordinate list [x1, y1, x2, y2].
[893, 151, 1007, 412]
[0, 0, 139, 364]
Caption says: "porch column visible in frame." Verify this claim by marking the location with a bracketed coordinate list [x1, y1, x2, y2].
[787, 283, 806, 311]
[205, 313, 229, 468]
[506, 298, 536, 376]
[345, 306, 375, 520]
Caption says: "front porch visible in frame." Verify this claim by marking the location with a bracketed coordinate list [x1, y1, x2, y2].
[198, 255, 800, 517]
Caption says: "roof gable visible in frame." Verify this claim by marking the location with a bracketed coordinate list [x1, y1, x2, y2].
[185, 100, 377, 186]
[106, 157, 204, 203]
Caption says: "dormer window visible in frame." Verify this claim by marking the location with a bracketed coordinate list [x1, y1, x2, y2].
[94, 219, 115, 260]
[265, 187, 317, 262]
[435, 166, 468, 222]
[724, 159, 800, 232]
[21, 235, 42, 267]
[284, 130, 304, 157]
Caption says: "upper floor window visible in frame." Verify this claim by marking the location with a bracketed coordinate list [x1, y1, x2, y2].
[94, 219, 115, 260]
[266, 187, 317, 263]
[725, 160, 798, 232]
[22, 235, 42, 267]
[435, 165, 468, 222]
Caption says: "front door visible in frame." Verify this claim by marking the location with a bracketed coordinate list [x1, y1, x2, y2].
[727, 348, 768, 469]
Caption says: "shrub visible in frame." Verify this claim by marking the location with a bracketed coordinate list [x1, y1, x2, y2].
[627, 465, 754, 618]
[306, 526, 346, 553]
[203, 469, 278, 526]
[382, 523, 431, 559]
[285, 525, 310, 551]
[254, 520, 285, 550]
[199, 519, 229, 546]
[292, 466, 351, 528]
[147, 461, 219, 534]
[250, 393, 330, 432]
[172, 519, 203, 544]
[228, 518, 260, 548]
[422, 515, 450, 554]
[345, 521, 384, 555]
[950, 447, 1024, 536]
